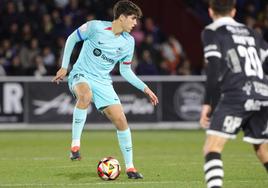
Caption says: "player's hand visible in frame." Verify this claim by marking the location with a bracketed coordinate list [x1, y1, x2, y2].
[144, 87, 159, 106]
[199, 104, 212, 129]
[52, 68, 67, 84]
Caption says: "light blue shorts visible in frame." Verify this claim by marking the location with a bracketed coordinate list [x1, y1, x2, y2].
[68, 71, 121, 110]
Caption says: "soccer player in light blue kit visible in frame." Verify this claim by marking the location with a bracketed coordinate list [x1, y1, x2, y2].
[52, 0, 158, 179]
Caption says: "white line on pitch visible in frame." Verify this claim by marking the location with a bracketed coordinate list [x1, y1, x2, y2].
[1, 180, 267, 187]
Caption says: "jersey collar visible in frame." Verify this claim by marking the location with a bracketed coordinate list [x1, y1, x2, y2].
[214, 17, 238, 25]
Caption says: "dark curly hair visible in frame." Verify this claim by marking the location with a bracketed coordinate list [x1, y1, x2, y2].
[209, 0, 236, 15]
[113, 0, 142, 20]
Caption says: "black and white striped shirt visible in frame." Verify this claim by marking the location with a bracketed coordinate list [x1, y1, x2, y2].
[202, 17, 268, 106]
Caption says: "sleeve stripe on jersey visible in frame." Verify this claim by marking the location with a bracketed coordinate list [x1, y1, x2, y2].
[104, 27, 112, 30]
[123, 62, 132, 65]
[77, 29, 83, 41]
[204, 51, 222, 58]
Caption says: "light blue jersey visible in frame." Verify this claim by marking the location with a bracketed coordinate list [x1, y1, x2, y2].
[63, 20, 147, 109]
[74, 20, 134, 84]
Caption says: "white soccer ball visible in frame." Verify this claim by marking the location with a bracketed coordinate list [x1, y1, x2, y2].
[97, 157, 121, 180]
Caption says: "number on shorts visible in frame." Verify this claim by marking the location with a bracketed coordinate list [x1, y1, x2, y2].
[223, 116, 242, 133]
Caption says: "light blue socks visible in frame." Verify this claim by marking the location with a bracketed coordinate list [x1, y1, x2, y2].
[71, 107, 87, 147]
[117, 128, 134, 169]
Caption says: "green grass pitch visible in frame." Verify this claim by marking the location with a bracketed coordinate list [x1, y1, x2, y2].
[0, 130, 267, 187]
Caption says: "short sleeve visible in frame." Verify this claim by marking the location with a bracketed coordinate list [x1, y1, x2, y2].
[76, 21, 96, 40]
[201, 29, 222, 61]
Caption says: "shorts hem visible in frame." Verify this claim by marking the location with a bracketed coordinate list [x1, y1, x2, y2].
[206, 130, 236, 139]
[71, 80, 91, 91]
[96, 102, 121, 111]
[243, 137, 268, 144]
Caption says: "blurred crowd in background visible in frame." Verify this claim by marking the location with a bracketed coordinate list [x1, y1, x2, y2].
[0, 0, 268, 77]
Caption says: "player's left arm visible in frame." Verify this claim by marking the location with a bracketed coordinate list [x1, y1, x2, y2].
[119, 38, 158, 106]
[200, 29, 221, 128]
[119, 63, 158, 106]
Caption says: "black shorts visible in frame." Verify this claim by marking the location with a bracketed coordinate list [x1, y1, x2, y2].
[208, 101, 268, 144]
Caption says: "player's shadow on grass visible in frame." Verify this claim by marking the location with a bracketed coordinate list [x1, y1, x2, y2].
[56, 172, 96, 180]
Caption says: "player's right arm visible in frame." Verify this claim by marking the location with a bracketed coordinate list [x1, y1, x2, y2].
[52, 31, 80, 84]
[200, 29, 221, 128]
[52, 21, 95, 84]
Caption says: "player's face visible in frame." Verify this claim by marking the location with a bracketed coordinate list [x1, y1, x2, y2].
[121, 15, 137, 32]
